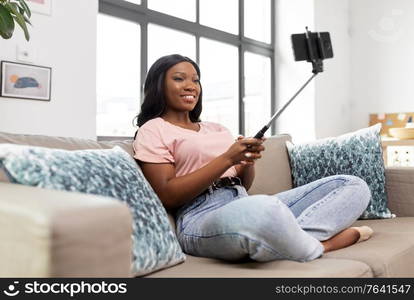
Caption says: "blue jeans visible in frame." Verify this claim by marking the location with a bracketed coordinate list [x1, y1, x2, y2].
[175, 175, 371, 262]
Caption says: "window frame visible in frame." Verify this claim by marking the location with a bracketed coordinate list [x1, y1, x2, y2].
[98, 0, 275, 138]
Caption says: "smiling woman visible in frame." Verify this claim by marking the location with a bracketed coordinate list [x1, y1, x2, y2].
[131, 54, 374, 265]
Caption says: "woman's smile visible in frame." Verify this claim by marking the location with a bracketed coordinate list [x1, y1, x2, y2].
[181, 94, 197, 103]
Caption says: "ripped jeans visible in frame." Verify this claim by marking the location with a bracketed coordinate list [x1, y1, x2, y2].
[175, 175, 371, 262]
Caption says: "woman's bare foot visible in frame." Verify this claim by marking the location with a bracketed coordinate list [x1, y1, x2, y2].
[322, 226, 374, 253]
[351, 226, 374, 243]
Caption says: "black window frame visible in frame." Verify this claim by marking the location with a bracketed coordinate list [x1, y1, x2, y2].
[98, 0, 275, 138]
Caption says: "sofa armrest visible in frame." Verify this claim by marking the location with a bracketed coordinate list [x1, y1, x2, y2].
[385, 167, 414, 217]
[0, 182, 132, 277]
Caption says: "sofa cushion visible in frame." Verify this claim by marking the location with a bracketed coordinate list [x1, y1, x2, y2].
[0, 144, 185, 276]
[0, 168, 9, 183]
[0, 182, 132, 277]
[0, 131, 134, 185]
[286, 124, 392, 219]
[146, 255, 372, 278]
[0, 131, 134, 156]
[385, 167, 414, 217]
[248, 134, 293, 195]
[325, 217, 414, 277]
[149, 217, 414, 278]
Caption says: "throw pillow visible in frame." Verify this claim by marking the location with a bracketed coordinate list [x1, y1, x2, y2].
[0, 144, 185, 276]
[286, 124, 393, 219]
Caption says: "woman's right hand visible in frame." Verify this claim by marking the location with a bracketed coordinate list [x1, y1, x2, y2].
[222, 137, 265, 166]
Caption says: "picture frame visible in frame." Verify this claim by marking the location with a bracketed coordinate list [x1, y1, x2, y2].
[26, 0, 52, 16]
[0, 61, 52, 101]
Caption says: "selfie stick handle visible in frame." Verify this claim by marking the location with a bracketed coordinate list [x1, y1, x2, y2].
[253, 73, 318, 139]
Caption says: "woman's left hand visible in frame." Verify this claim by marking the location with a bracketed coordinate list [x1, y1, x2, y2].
[236, 135, 266, 165]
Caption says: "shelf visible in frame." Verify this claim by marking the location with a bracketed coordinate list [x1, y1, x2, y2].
[381, 137, 414, 166]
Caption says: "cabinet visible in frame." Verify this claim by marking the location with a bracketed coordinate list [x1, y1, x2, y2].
[381, 138, 414, 167]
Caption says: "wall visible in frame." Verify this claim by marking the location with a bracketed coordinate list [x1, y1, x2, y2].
[349, 0, 414, 131]
[314, 0, 351, 139]
[0, 0, 98, 139]
[276, 0, 414, 140]
[275, 0, 316, 143]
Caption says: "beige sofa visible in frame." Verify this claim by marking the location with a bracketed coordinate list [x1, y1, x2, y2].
[1, 131, 413, 278]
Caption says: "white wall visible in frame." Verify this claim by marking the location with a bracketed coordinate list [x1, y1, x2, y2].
[0, 0, 98, 139]
[275, 0, 316, 143]
[276, 0, 414, 141]
[315, 0, 351, 138]
[349, 0, 414, 131]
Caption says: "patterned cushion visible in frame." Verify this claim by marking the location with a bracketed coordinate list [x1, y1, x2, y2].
[286, 124, 393, 219]
[0, 144, 185, 276]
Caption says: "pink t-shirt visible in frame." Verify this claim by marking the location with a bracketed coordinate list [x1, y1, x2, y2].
[133, 117, 237, 178]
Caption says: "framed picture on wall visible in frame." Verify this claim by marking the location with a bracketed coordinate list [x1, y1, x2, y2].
[0, 61, 52, 101]
[26, 0, 52, 16]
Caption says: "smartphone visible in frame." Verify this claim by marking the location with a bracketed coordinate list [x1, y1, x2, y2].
[291, 31, 333, 62]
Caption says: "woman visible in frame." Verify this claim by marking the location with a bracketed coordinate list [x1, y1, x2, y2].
[133, 54, 373, 262]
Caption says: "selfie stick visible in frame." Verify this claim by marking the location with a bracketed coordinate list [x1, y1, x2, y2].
[253, 27, 326, 139]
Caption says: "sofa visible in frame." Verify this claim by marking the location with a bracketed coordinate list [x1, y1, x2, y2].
[0, 131, 413, 278]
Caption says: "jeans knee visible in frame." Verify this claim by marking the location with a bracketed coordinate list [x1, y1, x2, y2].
[318, 174, 371, 208]
[200, 197, 294, 243]
[237, 198, 296, 236]
[345, 175, 371, 210]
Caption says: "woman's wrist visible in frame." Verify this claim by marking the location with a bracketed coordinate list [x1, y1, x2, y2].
[218, 153, 235, 168]
[237, 163, 255, 190]
[240, 163, 255, 174]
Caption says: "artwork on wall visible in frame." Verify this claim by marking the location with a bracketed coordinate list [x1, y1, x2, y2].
[0, 61, 52, 101]
[370, 112, 414, 137]
[26, 0, 52, 16]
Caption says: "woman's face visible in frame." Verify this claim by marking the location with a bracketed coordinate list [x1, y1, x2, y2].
[164, 62, 201, 113]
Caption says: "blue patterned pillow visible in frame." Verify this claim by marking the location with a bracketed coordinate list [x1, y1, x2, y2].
[286, 124, 393, 219]
[0, 144, 185, 276]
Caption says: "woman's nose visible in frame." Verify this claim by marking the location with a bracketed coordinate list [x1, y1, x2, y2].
[184, 82, 196, 91]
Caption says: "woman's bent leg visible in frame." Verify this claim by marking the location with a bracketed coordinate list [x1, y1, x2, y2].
[177, 195, 324, 262]
[275, 175, 371, 241]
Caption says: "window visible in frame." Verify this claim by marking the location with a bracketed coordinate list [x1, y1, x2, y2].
[244, 0, 271, 44]
[148, 0, 195, 22]
[124, 0, 141, 4]
[199, 0, 238, 34]
[97, 13, 140, 137]
[148, 24, 196, 69]
[200, 38, 238, 134]
[244, 52, 271, 137]
[98, 0, 274, 138]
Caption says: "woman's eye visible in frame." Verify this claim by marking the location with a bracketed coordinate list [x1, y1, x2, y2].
[194, 79, 200, 83]
[173, 77, 183, 81]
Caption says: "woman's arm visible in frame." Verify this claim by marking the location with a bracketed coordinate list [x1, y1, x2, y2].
[235, 164, 255, 191]
[139, 138, 264, 210]
[140, 155, 231, 210]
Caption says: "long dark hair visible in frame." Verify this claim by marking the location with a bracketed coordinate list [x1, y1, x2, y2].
[136, 54, 203, 128]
